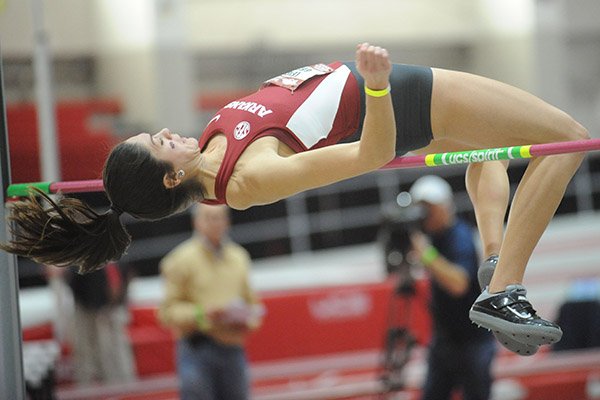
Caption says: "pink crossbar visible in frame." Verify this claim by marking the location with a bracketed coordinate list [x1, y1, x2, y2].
[50, 180, 104, 194]
[529, 138, 600, 156]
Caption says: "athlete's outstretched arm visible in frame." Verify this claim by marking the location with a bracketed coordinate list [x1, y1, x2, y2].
[353, 42, 396, 165]
[243, 43, 396, 207]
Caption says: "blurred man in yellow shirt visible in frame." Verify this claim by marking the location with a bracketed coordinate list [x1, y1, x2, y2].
[159, 204, 263, 400]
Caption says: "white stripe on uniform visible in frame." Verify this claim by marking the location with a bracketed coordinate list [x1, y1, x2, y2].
[286, 65, 351, 149]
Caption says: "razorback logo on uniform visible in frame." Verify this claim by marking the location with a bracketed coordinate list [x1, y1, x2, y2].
[223, 101, 273, 118]
[233, 121, 251, 140]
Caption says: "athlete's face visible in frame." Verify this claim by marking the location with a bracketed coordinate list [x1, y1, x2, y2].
[126, 128, 200, 168]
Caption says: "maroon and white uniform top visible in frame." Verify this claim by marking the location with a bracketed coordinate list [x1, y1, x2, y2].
[199, 61, 360, 205]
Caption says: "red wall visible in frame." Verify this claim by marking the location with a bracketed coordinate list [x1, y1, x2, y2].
[246, 279, 431, 362]
[126, 279, 432, 376]
[6, 100, 121, 183]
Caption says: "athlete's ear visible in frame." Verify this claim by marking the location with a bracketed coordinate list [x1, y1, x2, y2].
[163, 171, 182, 189]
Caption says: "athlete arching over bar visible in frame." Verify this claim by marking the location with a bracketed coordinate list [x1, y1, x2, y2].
[2, 43, 590, 353]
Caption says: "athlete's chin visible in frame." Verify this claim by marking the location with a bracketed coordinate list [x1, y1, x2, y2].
[186, 137, 199, 148]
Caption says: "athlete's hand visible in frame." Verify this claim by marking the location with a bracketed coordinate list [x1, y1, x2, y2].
[355, 42, 391, 90]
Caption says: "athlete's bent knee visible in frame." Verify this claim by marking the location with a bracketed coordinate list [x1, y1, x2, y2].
[565, 117, 590, 142]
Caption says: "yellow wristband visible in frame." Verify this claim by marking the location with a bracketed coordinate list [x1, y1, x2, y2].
[364, 85, 391, 98]
[421, 246, 439, 266]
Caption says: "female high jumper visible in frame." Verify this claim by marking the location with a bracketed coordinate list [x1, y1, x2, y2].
[3, 43, 589, 353]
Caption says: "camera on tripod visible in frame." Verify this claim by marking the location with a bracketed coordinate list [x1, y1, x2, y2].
[379, 192, 428, 276]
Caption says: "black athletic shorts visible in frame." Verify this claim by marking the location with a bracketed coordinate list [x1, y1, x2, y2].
[343, 62, 434, 156]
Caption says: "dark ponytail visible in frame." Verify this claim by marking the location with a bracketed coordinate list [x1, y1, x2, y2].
[1, 188, 130, 274]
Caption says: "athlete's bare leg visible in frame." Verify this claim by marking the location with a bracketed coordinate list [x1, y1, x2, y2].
[412, 141, 544, 352]
[429, 68, 589, 294]
[465, 160, 509, 259]
[413, 143, 509, 263]
[412, 142, 509, 261]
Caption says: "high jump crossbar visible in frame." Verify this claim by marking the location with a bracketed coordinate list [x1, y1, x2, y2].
[5, 138, 600, 197]
[382, 137, 600, 169]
